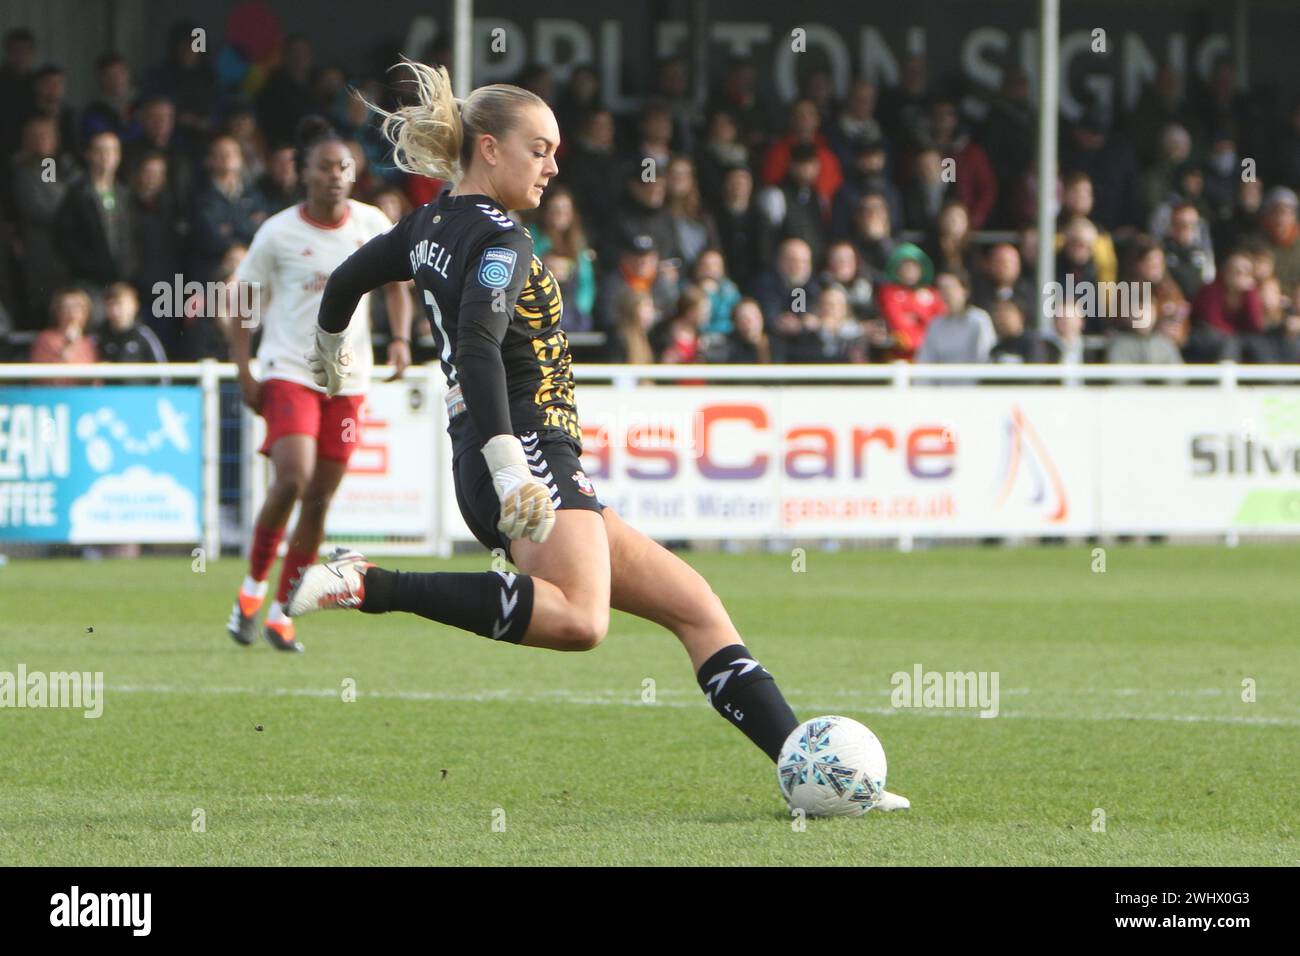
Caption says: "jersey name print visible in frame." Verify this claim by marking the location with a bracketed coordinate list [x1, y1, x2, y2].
[408, 238, 451, 277]
[386, 191, 583, 446]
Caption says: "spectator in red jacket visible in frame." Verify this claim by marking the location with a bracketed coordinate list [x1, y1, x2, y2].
[876, 242, 944, 359]
[926, 98, 997, 229]
[760, 98, 843, 206]
[1188, 250, 1262, 361]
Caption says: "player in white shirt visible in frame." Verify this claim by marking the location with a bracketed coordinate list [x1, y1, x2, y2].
[226, 116, 412, 652]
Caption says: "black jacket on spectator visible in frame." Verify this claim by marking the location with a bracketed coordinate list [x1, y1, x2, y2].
[749, 268, 822, 332]
[767, 182, 828, 266]
[132, 189, 185, 355]
[54, 176, 136, 287]
[188, 180, 265, 281]
[715, 201, 770, 291]
[96, 323, 167, 363]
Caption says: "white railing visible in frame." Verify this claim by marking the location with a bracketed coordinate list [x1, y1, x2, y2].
[8, 360, 1300, 384]
[572, 362, 1300, 384]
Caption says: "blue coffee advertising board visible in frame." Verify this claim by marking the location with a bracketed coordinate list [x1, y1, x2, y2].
[0, 387, 203, 544]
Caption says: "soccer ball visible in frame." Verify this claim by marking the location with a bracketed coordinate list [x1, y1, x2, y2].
[777, 716, 887, 817]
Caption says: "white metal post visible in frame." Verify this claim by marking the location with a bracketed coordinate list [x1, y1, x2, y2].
[1035, 0, 1061, 336]
[453, 0, 473, 96]
[199, 358, 221, 560]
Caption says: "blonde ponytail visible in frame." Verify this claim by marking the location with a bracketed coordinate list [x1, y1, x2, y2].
[363, 58, 547, 183]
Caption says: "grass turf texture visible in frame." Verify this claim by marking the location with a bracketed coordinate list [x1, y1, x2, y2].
[1, 544, 1296, 866]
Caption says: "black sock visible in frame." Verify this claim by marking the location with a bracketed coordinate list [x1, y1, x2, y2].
[696, 644, 799, 761]
[360, 568, 534, 643]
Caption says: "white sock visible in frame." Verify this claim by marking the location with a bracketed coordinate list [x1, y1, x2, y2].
[241, 576, 269, 598]
[266, 601, 288, 623]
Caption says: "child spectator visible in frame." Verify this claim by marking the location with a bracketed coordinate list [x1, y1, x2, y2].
[724, 298, 772, 364]
[1043, 299, 1086, 364]
[95, 282, 167, 363]
[30, 287, 97, 381]
[692, 249, 741, 336]
[611, 289, 656, 365]
[789, 286, 867, 363]
[653, 284, 709, 364]
[876, 242, 943, 360]
[989, 300, 1044, 363]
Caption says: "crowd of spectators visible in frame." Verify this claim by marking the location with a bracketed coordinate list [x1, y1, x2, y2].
[3, 22, 1300, 373]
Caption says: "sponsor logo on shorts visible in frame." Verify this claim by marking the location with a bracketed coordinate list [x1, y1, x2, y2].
[573, 469, 595, 496]
[478, 247, 517, 288]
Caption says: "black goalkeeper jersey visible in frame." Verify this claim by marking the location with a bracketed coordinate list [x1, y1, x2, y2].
[317, 191, 580, 447]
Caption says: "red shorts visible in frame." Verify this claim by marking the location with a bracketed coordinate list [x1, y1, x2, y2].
[258, 378, 365, 463]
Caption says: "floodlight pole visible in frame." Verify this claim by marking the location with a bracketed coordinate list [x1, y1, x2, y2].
[1035, 0, 1060, 335]
[453, 0, 473, 94]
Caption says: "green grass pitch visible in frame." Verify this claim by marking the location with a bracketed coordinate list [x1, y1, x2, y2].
[1, 544, 1296, 866]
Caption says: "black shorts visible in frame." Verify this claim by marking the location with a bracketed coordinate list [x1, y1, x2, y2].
[448, 412, 606, 563]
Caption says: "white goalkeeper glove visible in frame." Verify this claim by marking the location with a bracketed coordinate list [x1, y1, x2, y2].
[308, 327, 354, 396]
[482, 434, 556, 544]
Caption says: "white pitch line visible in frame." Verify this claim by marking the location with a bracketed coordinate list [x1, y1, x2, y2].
[102, 684, 1300, 726]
